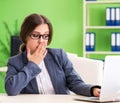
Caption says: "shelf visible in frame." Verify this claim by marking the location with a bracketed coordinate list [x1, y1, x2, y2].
[86, 26, 120, 29]
[86, 51, 120, 54]
[85, 1, 120, 4]
[83, 0, 120, 59]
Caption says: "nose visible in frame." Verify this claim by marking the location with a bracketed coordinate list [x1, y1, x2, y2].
[38, 37, 44, 43]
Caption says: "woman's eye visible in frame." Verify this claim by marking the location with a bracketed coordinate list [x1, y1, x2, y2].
[33, 34, 39, 37]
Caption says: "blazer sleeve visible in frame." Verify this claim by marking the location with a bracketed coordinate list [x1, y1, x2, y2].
[5, 58, 41, 96]
[60, 49, 93, 96]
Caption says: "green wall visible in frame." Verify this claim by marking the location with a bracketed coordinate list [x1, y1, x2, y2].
[0, 0, 83, 67]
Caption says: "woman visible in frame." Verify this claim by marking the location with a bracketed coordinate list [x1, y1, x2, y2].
[5, 13, 100, 96]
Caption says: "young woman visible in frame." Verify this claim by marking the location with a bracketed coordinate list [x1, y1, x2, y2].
[5, 13, 101, 96]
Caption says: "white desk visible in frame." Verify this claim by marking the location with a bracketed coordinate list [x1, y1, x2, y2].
[0, 94, 120, 103]
[0, 94, 79, 103]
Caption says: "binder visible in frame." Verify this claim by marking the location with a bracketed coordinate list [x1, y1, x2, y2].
[116, 33, 120, 51]
[111, 32, 120, 51]
[86, 33, 90, 51]
[90, 33, 95, 51]
[111, 32, 116, 51]
[106, 8, 111, 26]
[115, 8, 120, 26]
[86, 32, 90, 51]
[86, 32, 95, 51]
[111, 8, 115, 26]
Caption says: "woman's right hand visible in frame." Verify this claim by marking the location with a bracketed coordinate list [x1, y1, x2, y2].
[27, 42, 47, 64]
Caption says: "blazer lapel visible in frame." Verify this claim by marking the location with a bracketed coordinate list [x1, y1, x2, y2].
[44, 52, 59, 94]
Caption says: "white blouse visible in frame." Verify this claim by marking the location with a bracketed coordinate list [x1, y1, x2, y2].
[36, 60, 55, 94]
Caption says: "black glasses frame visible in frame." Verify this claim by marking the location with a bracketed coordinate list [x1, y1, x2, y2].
[30, 34, 50, 40]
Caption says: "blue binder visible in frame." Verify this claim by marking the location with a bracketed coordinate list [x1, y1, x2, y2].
[111, 32, 116, 51]
[115, 7, 120, 26]
[86, 32, 90, 51]
[111, 32, 120, 51]
[106, 7, 111, 26]
[86, 32, 95, 51]
[116, 33, 120, 51]
[111, 8, 116, 26]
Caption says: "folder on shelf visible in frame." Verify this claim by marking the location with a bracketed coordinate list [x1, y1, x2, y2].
[86, 32, 95, 51]
[106, 7, 117, 26]
[116, 33, 120, 51]
[90, 33, 95, 51]
[111, 7, 116, 26]
[86, 33, 90, 51]
[106, 7, 111, 26]
[111, 32, 120, 51]
[115, 7, 120, 26]
[111, 32, 116, 51]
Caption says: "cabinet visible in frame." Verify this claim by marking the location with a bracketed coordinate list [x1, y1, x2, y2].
[83, 0, 120, 60]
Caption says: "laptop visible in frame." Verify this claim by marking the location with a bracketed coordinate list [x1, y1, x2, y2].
[74, 56, 120, 102]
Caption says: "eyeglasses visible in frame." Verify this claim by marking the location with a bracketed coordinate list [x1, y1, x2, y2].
[30, 34, 50, 40]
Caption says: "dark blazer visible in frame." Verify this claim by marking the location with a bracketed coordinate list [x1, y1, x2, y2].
[5, 48, 93, 96]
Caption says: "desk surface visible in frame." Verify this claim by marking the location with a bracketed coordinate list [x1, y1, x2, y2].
[0, 94, 120, 103]
[0, 94, 79, 103]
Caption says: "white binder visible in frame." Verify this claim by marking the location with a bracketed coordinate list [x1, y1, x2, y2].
[115, 8, 120, 26]
[106, 7, 111, 26]
[111, 8, 115, 26]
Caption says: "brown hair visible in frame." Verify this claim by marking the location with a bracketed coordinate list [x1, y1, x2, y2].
[19, 13, 53, 52]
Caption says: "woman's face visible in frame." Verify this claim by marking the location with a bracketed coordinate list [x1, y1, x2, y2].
[26, 24, 49, 54]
